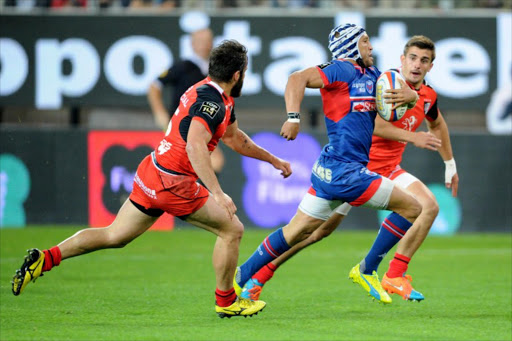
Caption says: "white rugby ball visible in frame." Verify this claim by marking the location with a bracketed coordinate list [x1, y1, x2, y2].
[375, 70, 408, 122]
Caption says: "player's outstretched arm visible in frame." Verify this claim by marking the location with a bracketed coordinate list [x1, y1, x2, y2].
[187, 120, 237, 218]
[222, 121, 292, 178]
[373, 115, 442, 151]
[281, 67, 324, 140]
[426, 111, 458, 197]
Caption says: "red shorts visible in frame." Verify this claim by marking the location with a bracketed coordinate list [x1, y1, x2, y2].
[385, 164, 407, 180]
[129, 154, 210, 218]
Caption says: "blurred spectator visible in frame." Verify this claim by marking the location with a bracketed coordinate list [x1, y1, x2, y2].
[4, 0, 51, 8]
[3, 0, 509, 9]
[477, 0, 505, 8]
[147, 27, 225, 173]
[271, 0, 319, 7]
[127, 0, 179, 8]
[51, 0, 86, 7]
[220, 0, 238, 7]
[4, 0, 86, 8]
[99, 0, 113, 8]
[148, 28, 212, 129]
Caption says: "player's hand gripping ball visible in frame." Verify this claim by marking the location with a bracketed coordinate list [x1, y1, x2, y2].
[376, 70, 408, 122]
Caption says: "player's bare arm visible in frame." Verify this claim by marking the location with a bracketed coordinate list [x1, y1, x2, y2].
[281, 67, 324, 140]
[186, 120, 237, 219]
[222, 121, 292, 178]
[147, 82, 170, 130]
[426, 111, 459, 196]
[384, 78, 419, 110]
[373, 115, 441, 151]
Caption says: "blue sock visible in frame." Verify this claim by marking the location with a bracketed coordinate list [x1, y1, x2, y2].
[236, 227, 290, 287]
[361, 212, 412, 275]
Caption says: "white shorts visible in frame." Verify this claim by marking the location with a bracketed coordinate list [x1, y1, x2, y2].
[334, 171, 419, 217]
[391, 171, 419, 189]
[299, 176, 395, 220]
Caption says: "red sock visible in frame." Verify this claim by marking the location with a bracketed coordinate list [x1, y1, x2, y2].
[215, 288, 236, 307]
[42, 246, 62, 272]
[386, 253, 411, 278]
[253, 263, 278, 285]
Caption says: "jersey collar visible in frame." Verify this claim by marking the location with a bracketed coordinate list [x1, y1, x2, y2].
[207, 79, 225, 95]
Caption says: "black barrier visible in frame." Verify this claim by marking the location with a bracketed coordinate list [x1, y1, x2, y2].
[219, 131, 511, 234]
[0, 128, 88, 225]
[0, 13, 507, 112]
[0, 128, 510, 232]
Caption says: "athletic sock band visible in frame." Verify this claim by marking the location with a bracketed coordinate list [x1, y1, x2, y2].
[42, 246, 62, 272]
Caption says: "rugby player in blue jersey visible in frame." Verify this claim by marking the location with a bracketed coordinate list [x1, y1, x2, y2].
[234, 24, 421, 304]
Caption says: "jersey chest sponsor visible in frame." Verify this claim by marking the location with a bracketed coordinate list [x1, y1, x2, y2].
[351, 79, 375, 95]
[350, 98, 376, 112]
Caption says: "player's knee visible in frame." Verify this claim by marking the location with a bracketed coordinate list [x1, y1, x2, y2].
[108, 236, 131, 248]
[310, 226, 334, 243]
[400, 197, 422, 222]
[104, 229, 133, 249]
[422, 198, 439, 222]
[221, 218, 244, 244]
[410, 199, 422, 219]
[308, 231, 324, 244]
[295, 224, 321, 244]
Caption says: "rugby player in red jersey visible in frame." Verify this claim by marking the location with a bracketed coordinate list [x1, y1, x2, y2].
[11, 40, 292, 318]
[242, 35, 458, 303]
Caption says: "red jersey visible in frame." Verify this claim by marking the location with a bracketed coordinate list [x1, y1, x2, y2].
[154, 77, 236, 178]
[367, 77, 439, 176]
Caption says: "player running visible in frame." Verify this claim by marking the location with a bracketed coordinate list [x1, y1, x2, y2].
[233, 24, 421, 305]
[240, 35, 458, 303]
[11, 40, 292, 319]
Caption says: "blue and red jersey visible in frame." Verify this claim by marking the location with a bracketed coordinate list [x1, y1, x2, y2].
[316, 59, 381, 164]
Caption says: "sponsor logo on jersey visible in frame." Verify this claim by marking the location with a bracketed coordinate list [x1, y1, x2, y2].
[134, 173, 157, 199]
[424, 99, 432, 114]
[180, 93, 190, 108]
[360, 167, 378, 177]
[157, 139, 172, 155]
[402, 116, 417, 132]
[366, 80, 374, 93]
[352, 82, 366, 92]
[200, 101, 220, 118]
[317, 62, 332, 69]
[351, 100, 376, 112]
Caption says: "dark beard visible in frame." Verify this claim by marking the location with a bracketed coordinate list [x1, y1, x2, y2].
[230, 77, 244, 98]
[356, 57, 367, 68]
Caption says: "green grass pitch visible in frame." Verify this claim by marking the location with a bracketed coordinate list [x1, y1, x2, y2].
[1, 227, 511, 341]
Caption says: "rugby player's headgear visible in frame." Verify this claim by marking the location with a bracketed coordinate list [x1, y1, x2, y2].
[328, 23, 366, 63]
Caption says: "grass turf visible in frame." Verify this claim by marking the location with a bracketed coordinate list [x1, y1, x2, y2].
[1, 227, 511, 341]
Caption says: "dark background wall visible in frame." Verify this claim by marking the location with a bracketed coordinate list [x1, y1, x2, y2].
[1, 128, 510, 232]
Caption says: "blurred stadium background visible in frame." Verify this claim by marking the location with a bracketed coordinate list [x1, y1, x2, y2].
[0, 1, 511, 233]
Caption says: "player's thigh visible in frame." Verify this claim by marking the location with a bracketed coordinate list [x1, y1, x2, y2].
[185, 195, 242, 236]
[386, 185, 422, 220]
[317, 203, 351, 235]
[108, 199, 159, 242]
[285, 193, 338, 238]
[406, 180, 439, 213]
[393, 171, 438, 209]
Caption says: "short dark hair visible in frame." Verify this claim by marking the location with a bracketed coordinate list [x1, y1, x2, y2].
[404, 35, 436, 62]
[208, 40, 248, 83]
